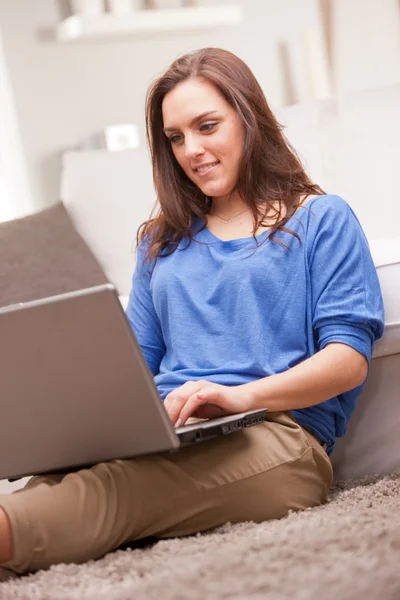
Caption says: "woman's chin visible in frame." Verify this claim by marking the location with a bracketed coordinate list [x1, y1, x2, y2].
[198, 182, 231, 198]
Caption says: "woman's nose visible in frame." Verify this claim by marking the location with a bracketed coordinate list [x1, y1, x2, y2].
[184, 135, 204, 159]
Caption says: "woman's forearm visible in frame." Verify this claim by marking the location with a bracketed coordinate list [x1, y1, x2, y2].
[244, 342, 369, 412]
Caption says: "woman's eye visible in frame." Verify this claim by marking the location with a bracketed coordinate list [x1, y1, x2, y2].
[200, 122, 217, 132]
[168, 122, 217, 144]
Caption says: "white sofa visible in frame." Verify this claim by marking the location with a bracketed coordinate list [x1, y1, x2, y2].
[60, 83, 400, 482]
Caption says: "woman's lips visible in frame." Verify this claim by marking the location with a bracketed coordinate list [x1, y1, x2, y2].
[195, 161, 220, 177]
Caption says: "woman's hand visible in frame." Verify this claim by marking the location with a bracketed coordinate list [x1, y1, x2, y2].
[163, 380, 253, 427]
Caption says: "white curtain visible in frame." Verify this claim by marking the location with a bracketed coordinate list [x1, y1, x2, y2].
[0, 24, 32, 223]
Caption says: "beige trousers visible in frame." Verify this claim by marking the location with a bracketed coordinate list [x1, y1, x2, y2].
[0, 411, 333, 574]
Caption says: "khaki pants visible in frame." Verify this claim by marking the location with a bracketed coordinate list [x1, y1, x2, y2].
[0, 411, 333, 574]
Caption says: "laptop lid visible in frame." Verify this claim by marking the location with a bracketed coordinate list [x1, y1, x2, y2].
[0, 284, 181, 480]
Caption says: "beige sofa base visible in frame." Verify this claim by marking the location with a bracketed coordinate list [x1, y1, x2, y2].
[331, 352, 400, 480]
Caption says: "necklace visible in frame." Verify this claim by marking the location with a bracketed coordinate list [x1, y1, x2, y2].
[212, 207, 249, 223]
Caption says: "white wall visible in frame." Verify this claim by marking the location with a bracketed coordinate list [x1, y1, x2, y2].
[332, 0, 400, 95]
[0, 0, 325, 213]
[0, 24, 32, 220]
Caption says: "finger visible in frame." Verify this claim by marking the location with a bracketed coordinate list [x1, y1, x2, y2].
[164, 381, 204, 408]
[164, 393, 187, 425]
[164, 381, 207, 424]
[177, 388, 223, 426]
[176, 393, 208, 427]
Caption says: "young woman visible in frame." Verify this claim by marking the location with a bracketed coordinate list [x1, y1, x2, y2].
[0, 48, 384, 578]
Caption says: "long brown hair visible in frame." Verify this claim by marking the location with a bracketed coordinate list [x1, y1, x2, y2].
[140, 47, 324, 261]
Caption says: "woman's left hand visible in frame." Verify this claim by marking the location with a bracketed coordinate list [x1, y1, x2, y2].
[163, 380, 253, 427]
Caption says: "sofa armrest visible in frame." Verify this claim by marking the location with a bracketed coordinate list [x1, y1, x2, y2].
[369, 237, 400, 359]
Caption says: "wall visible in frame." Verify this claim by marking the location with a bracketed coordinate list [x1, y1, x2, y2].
[0, 0, 325, 213]
[332, 0, 400, 96]
[0, 25, 32, 219]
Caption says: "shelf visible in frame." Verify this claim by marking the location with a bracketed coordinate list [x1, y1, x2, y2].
[55, 5, 243, 42]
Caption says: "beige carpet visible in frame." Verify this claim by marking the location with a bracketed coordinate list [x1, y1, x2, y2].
[0, 474, 399, 600]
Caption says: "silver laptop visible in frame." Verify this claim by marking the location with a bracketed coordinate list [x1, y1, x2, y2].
[0, 284, 266, 481]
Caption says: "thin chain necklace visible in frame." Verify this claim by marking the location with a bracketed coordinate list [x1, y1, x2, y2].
[212, 207, 250, 223]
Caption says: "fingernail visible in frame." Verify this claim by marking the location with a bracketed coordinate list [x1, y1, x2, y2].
[175, 419, 182, 428]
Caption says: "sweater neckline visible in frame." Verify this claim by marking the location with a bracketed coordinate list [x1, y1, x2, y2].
[195, 195, 325, 248]
[199, 223, 271, 248]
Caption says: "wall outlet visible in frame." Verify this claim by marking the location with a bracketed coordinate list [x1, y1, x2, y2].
[77, 124, 140, 152]
[103, 124, 140, 151]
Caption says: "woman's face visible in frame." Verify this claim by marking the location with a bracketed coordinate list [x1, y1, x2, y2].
[162, 77, 244, 202]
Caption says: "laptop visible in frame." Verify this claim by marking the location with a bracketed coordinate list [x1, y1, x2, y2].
[0, 284, 267, 481]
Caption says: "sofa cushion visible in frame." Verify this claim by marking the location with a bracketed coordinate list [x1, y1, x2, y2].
[321, 85, 400, 241]
[0, 202, 108, 307]
[61, 149, 156, 296]
[278, 84, 400, 240]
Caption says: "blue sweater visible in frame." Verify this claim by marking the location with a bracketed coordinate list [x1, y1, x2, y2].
[126, 195, 384, 455]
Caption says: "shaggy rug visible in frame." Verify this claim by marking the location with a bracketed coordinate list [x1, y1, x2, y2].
[0, 474, 399, 600]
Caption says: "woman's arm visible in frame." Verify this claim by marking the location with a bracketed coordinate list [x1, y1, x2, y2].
[165, 342, 368, 426]
[243, 342, 368, 412]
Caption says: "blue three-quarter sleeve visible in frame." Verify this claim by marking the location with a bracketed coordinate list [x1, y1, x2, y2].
[125, 243, 166, 375]
[307, 197, 384, 365]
